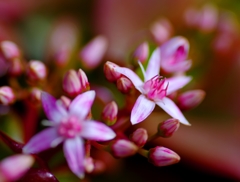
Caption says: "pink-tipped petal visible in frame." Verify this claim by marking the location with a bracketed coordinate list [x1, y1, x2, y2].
[69, 90, 96, 120]
[63, 138, 85, 179]
[23, 128, 60, 154]
[41, 92, 67, 123]
[81, 121, 116, 141]
[156, 97, 190, 125]
[145, 48, 161, 81]
[131, 95, 155, 125]
[166, 76, 192, 95]
[114, 66, 143, 91]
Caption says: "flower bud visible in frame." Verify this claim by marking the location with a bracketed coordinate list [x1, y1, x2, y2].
[84, 157, 94, 173]
[101, 101, 118, 126]
[0, 86, 15, 105]
[0, 154, 34, 182]
[27, 60, 47, 82]
[62, 69, 81, 97]
[160, 36, 191, 73]
[157, 118, 180, 138]
[116, 76, 134, 94]
[148, 146, 180, 167]
[77, 69, 90, 93]
[130, 128, 148, 148]
[150, 18, 173, 45]
[178, 89, 205, 111]
[104, 61, 121, 82]
[79, 35, 108, 70]
[59, 95, 71, 110]
[8, 58, 23, 76]
[0, 41, 21, 60]
[111, 139, 138, 158]
[29, 88, 42, 104]
[133, 42, 149, 63]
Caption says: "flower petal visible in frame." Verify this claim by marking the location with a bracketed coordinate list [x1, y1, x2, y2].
[114, 66, 143, 91]
[41, 92, 68, 123]
[166, 76, 192, 95]
[156, 97, 190, 125]
[23, 128, 60, 154]
[69, 90, 96, 120]
[145, 48, 161, 81]
[63, 137, 85, 179]
[131, 95, 155, 125]
[81, 121, 116, 141]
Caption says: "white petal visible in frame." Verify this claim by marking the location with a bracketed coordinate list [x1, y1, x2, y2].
[166, 76, 192, 95]
[145, 48, 161, 81]
[114, 66, 143, 91]
[131, 95, 155, 125]
[156, 97, 190, 125]
[63, 138, 85, 179]
[81, 121, 116, 141]
[69, 90, 95, 120]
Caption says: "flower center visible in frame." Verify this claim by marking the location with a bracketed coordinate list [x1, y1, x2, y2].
[143, 76, 168, 101]
[58, 116, 82, 138]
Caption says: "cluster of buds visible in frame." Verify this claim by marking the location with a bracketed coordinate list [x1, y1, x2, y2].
[0, 19, 205, 181]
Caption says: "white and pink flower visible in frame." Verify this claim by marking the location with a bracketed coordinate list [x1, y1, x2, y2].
[23, 90, 116, 179]
[108, 47, 191, 125]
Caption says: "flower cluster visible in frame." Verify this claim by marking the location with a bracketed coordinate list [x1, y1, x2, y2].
[0, 19, 205, 181]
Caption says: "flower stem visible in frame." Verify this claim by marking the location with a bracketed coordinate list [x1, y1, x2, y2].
[138, 148, 148, 158]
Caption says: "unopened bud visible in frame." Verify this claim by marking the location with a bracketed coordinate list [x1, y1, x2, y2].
[77, 69, 90, 93]
[148, 146, 180, 167]
[80, 35, 108, 70]
[59, 95, 71, 109]
[0, 86, 15, 105]
[102, 101, 118, 126]
[27, 60, 47, 82]
[62, 69, 81, 97]
[104, 61, 121, 82]
[0, 154, 34, 182]
[0, 41, 21, 60]
[111, 139, 138, 158]
[130, 128, 148, 148]
[133, 42, 149, 63]
[178, 89, 205, 111]
[84, 157, 94, 173]
[157, 118, 180, 138]
[8, 58, 24, 76]
[116, 76, 133, 94]
[29, 88, 42, 104]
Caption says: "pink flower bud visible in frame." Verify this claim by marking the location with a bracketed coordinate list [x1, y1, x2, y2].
[160, 36, 191, 73]
[0, 86, 15, 105]
[130, 128, 148, 148]
[8, 58, 23, 76]
[150, 18, 173, 45]
[29, 88, 42, 104]
[0, 154, 34, 182]
[79, 35, 108, 70]
[148, 146, 180, 167]
[104, 61, 121, 82]
[77, 69, 90, 93]
[102, 101, 118, 126]
[0, 41, 21, 60]
[27, 60, 47, 81]
[62, 69, 81, 97]
[178, 89, 205, 111]
[59, 95, 71, 110]
[116, 76, 133, 94]
[133, 42, 149, 63]
[158, 118, 180, 138]
[111, 139, 138, 158]
[84, 157, 94, 173]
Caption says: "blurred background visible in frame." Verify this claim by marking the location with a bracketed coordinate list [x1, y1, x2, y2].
[0, 0, 240, 181]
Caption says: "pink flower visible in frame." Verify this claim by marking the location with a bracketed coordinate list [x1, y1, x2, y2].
[23, 90, 116, 179]
[110, 48, 191, 125]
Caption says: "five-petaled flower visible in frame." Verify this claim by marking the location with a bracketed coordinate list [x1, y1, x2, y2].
[109, 48, 191, 125]
[23, 90, 116, 179]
